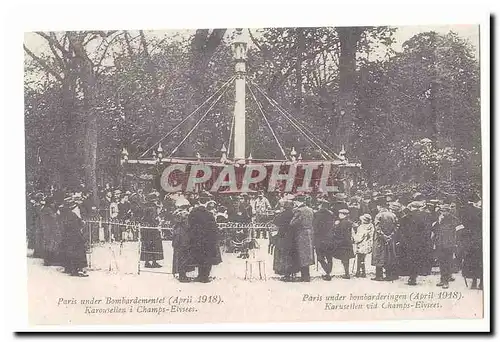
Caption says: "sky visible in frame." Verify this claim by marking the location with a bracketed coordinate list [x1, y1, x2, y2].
[24, 25, 480, 60]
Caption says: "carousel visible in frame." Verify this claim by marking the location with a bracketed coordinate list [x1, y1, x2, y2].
[119, 29, 361, 197]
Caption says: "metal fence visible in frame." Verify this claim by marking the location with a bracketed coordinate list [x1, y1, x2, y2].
[83, 217, 277, 274]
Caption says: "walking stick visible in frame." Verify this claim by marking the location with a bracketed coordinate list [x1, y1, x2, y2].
[88, 221, 92, 269]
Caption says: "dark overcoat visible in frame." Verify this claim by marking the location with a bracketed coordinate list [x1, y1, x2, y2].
[398, 210, 429, 275]
[187, 206, 222, 266]
[172, 221, 195, 274]
[312, 208, 335, 254]
[371, 210, 398, 267]
[332, 218, 355, 260]
[140, 203, 164, 261]
[460, 205, 482, 278]
[61, 208, 88, 269]
[272, 208, 299, 275]
[40, 205, 64, 257]
[290, 205, 315, 268]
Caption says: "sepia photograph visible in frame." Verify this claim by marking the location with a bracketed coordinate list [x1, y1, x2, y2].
[17, 6, 489, 330]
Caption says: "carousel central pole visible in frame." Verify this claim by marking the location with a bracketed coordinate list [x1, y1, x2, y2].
[232, 28, 248, 162]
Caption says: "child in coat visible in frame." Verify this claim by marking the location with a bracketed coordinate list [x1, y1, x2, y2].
[352, 214, 374, 277]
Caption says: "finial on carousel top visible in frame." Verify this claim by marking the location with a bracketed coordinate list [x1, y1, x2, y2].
[290, 147, 297, 162]
[297, 153, 303, 162]
[247, 152, 253, 164]
[232, 28, 248, 61]
[196, 152, 201, 162]
[157, 143, 163, 160]
[121, 147, 129, 165]
[220, 143, 227, 163]
[339, 145, 347, 162]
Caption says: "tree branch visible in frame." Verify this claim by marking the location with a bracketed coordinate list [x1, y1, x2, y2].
[37, 32, 67, 70]
[24, 44, 64, 82]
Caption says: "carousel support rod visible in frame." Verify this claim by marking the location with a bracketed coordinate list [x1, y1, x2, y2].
[232, 28, 248, 161]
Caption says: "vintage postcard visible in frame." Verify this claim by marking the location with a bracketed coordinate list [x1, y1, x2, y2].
[21, 18, 489, 330]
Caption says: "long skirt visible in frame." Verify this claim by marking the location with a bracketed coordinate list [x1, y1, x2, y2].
[140, 230, 164, 261]
[172, 247, 195, 274]
[273, 236, 300, 275]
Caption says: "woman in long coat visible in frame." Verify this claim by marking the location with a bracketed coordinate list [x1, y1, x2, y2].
[332, 209, 355, 278]
[40, 197, 64, 266]
[187, 196, 222, 283]
[61, 198, 88, 277]
[172, 209, 195, 282]
[371, 204, 399, 281]
[460, 201, 483, 289]
[140, 195, 164, 268]
[290, 199, 315, 282]
[313, 201, 335, 280]
[273, 201, 298, 279]
[398, 202, 429, 285]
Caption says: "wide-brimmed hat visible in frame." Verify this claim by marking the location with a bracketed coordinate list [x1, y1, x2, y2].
[408, 201, 425, 211]
[339, 208, 349, 215]
[439, 203, 452, 211]
[383, 190, 394, 196]
[389, 201, 402, 212]
[145, 192, 159, 202]
[412, 192, 425, 201]
[360, 214, 372, 223]
[175, 197, 191, 208]
[335, 193, 348, 201]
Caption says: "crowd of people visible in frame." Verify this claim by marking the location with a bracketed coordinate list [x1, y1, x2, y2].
[26, 184, 483, 289]
[271, 190, 483, 290]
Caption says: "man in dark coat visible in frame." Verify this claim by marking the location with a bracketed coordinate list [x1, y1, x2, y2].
[171, 208, 195, 282]
[290, 195, 315, 282]
[272, 200, 298, 280]
[399, 201, 429, 285]
[432, 203, 459, 289]
[61, 195, 88, 277]
[331, 193, 348, 219]
[371, 200, 399, 281]
[140, 193, 164, 268]
[187, 192, 222, 283]
[40, 196, 64, 266]
[460, 199, 483, 289]
[313, 199, 335, 280]
[332, 208, 355, 279]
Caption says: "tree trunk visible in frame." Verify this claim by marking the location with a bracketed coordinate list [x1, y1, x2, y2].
[294, 28, 305, 111]
[68, 32, 99, 208]
[334, 27, 363, 151]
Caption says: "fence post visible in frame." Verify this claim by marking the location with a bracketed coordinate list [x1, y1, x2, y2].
[137, 223, 141, 275]
[98, 217, 103, 243]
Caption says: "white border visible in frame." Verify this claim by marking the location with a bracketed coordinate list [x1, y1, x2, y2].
[2, 0, 492, 335]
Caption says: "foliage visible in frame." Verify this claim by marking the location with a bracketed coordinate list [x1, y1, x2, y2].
[24, 28, 481, 202]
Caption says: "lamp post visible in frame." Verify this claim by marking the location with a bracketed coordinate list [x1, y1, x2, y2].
[290, 147, 297, 162]
[232, 28, 248, 162]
